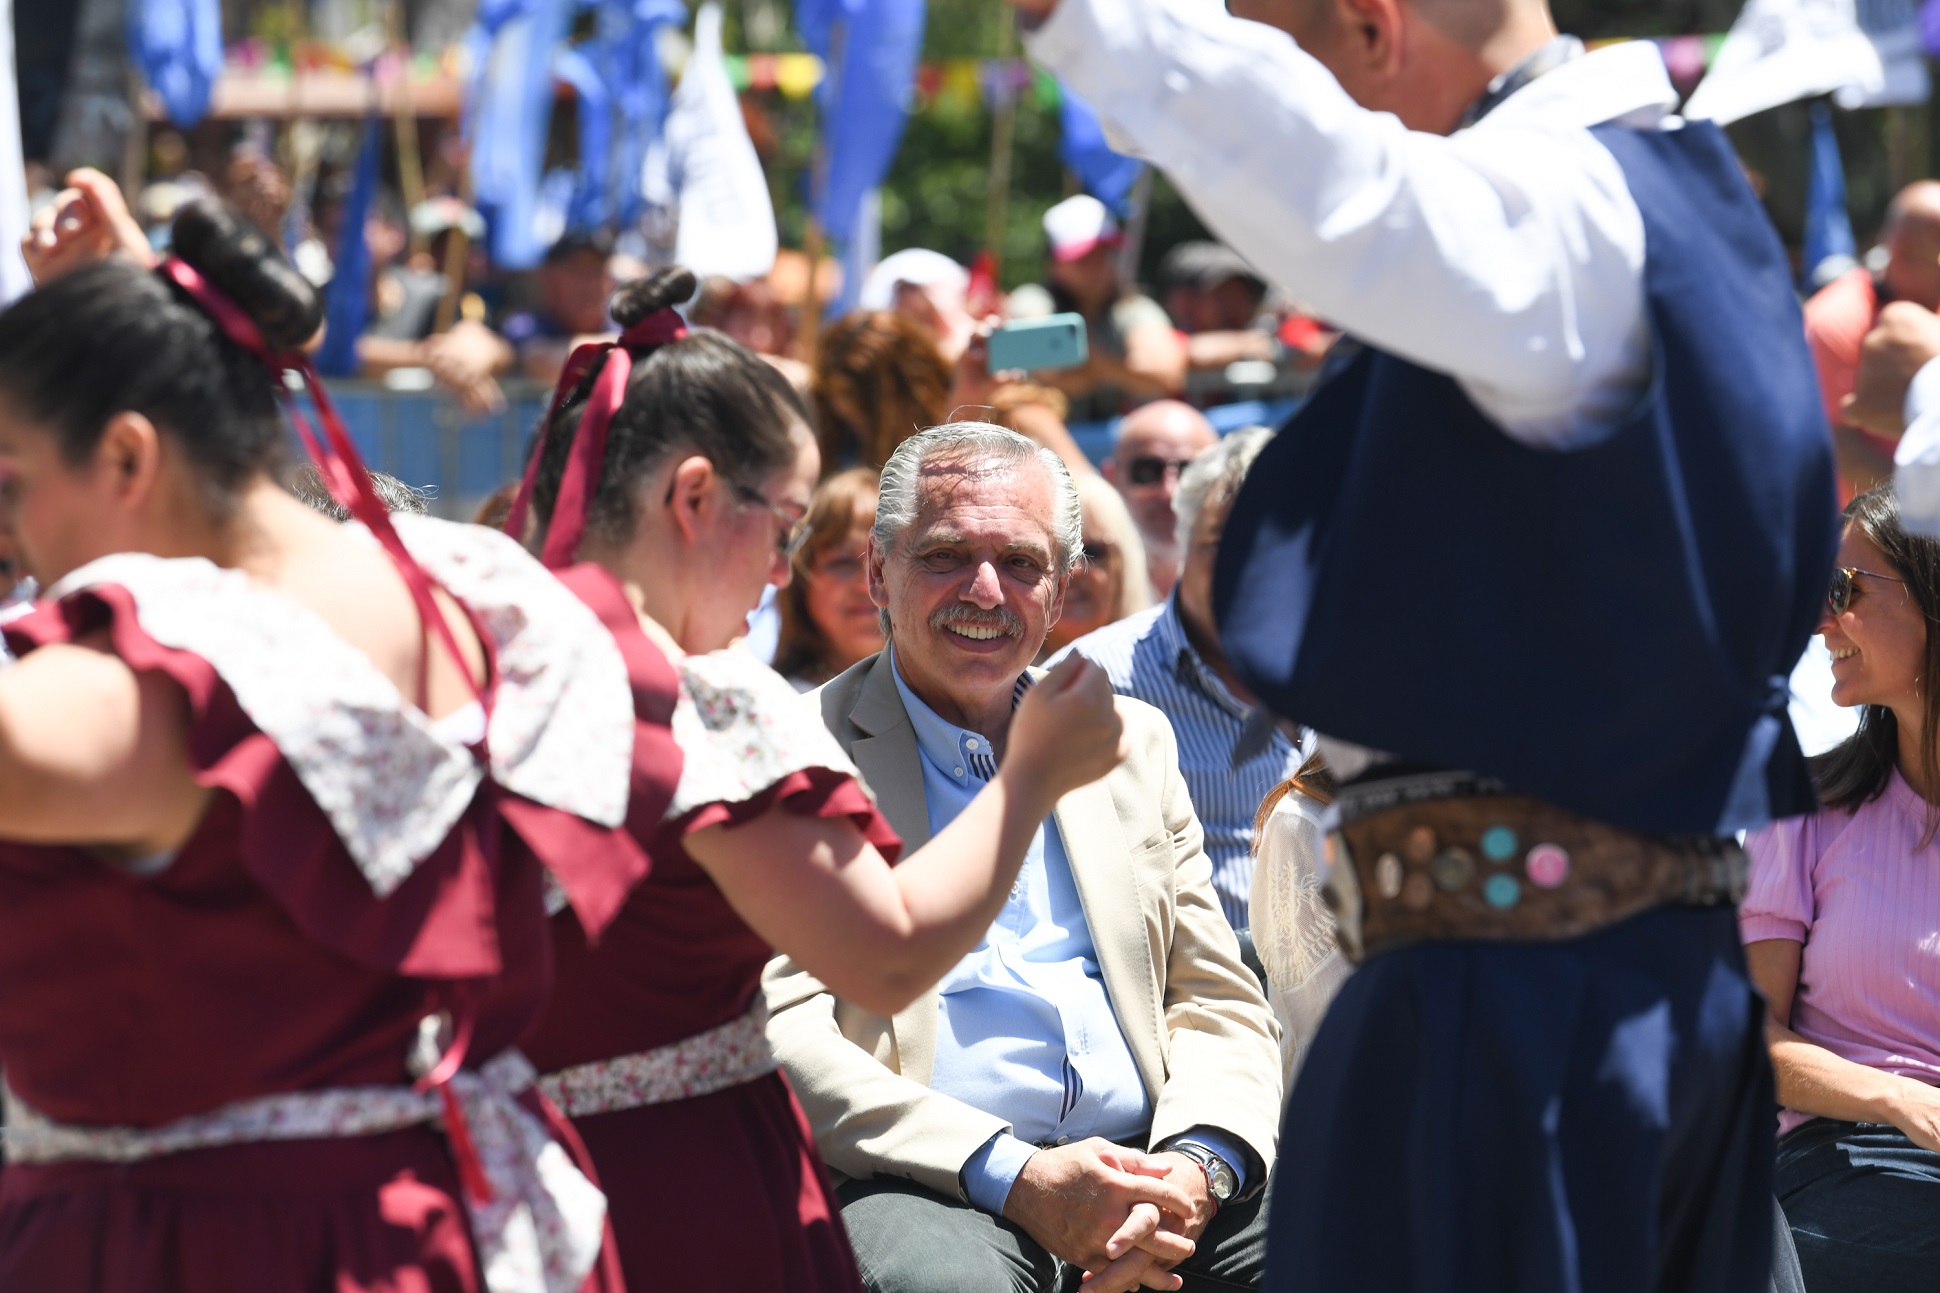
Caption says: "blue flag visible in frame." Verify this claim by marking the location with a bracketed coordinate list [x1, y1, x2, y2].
[1058, 83, 1141, 216]
[554, 44, 613, 232]
[128, 0, 222, 127]
[1803, 100, 1857, 291]
[604, 0, 686, 230]
[797, 0, 925, 302]
[314, 115, 382, 379]
[466, 0, 573, 269]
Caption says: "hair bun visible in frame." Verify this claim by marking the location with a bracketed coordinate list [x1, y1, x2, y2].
[610, 266, 698, 330]
[170, 198, 324, 353]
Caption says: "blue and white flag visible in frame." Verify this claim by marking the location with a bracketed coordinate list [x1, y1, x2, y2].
[1687, 0, 1928, 124]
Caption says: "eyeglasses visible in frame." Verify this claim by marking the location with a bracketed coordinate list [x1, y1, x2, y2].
[1828, 565, 1908, 614]
[1126, 456, 1196, 487]
[733, 483, 811, 560]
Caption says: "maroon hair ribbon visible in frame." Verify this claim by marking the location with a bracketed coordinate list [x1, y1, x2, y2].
[157, 256, 496, 722]
[501, 307, 688, 568]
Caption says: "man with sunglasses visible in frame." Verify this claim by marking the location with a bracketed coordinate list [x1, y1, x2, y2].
[1101, 400, 1216, 599]
[1002, 0, 1839, 1290]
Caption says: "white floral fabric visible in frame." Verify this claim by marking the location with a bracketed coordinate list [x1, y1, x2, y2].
[538, 999, 778, 1117]
[47, 518, 634, 897]
[666, 646, 871, 824]
[3, 1049, 604, 1293]
[1248, 792, 1354, 1089]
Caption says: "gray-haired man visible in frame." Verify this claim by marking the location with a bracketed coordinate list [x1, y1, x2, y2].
[765, 423, 1282, 1293]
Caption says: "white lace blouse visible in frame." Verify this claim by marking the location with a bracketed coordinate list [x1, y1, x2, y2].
[1248, 791, 1354, 1089]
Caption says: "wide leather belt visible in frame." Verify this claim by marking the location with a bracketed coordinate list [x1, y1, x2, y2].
[1322, 772, 1746, 962]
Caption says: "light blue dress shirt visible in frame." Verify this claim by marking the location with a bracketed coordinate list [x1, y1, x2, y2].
[889, 654, 1249, 1213]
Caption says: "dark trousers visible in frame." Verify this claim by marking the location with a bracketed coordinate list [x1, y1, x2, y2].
[837, 1173, 1271, 1293]
[1775, 1119, 1940, 1293]
[1267, 906, 1776, 1293]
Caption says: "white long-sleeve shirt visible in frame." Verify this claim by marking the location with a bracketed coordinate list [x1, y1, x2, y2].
[1895, 358, 1940, 533]
[1024, 0, 1680, 449]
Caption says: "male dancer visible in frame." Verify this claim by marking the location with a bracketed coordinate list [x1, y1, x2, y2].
[1004, 0, 1837, 1290]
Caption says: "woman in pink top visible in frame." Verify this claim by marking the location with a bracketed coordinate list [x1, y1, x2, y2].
[1743, 485, 1940, 1293]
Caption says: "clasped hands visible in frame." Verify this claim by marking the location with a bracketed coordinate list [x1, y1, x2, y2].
[1002, 1138, 1216, 1293]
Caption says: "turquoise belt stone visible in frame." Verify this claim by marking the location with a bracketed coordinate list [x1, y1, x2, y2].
[1321, 776, 1746, 961]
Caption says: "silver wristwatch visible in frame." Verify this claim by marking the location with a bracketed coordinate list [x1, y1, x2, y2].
[1165, 1141, 1238, 1205]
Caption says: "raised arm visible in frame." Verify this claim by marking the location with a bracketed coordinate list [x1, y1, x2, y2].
[0, 642, 208, 852]
[1745, 938, 1940, 1153]
[1017, 0, 1656, 446]
[686, 655, 1127, 1016]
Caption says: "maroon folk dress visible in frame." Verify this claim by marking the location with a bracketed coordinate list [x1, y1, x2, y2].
[520, 566, 901, 1293]
[0, 523, 656, 1293]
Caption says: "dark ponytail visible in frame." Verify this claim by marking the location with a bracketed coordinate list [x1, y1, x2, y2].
[528, 265, 810, 550]
[0, 197, 322, 501]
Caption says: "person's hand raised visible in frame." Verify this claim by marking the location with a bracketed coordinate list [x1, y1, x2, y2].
[1842, 301, 1940, 438]
[22, 169, 154, 287]
[1002, 1139, 1197, 1276]
[1001, 654, 1127, 801]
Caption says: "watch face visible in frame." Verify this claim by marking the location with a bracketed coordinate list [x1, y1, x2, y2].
[1210, 1162, 1237, 1200]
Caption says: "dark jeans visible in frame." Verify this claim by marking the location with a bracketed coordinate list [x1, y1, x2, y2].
[1775, 1119, 1940, 1293]
[837, 1174, 1270, 1293]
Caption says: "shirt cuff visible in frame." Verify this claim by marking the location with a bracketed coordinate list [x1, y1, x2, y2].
[1739, 914, 1807, 944]
[1901, 356, 1940, 434]
[962, 1133, 1041, 1216]
[1159, 1127, 1252, 1198]
[1896, 358, 1940, 535]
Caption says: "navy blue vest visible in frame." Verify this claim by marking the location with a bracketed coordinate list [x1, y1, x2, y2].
[1213, 121, 1840, 837]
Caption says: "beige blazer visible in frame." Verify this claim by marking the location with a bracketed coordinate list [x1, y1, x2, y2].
[762, 651, 1283, 1202]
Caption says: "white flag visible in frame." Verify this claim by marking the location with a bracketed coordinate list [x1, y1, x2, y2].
[659, 4, 778, 282]
[0, 0, 34, 305]
[1685, 0, 1926, 125]
[1844, 0, 1929, 109]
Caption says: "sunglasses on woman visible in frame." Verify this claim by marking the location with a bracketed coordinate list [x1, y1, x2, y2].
[1827, 565, 1907, 614]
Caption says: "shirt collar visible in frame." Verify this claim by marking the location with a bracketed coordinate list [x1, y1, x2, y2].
[888, 646, 1034, 786]
[1156, 593, 1250, 719]
[1471, 38, 1678, 135]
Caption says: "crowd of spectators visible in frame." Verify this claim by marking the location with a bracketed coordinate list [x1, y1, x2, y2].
[28, 144, 1327, 449]
[13, 154, 1939, 1293]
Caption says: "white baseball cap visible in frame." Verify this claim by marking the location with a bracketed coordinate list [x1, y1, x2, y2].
[1043, 194, 1121, 263]
[859, 248, 970, 312]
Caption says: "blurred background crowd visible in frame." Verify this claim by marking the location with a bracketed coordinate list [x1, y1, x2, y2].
[8, 0, 1939, 526]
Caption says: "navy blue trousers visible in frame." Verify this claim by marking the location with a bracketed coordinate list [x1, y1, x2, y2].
[1266, 906, 1774, 1293]
[1775, 1120, 1940, 1292]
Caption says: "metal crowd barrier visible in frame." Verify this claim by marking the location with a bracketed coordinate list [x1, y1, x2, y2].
[314, 375, 554, 522]
[312, 376, 1304, 522]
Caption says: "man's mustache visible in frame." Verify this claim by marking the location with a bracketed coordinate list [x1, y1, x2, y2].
[929, 605, 1022, 637]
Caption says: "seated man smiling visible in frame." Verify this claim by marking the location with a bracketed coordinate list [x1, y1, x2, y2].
[764, 423, 1282, 1293]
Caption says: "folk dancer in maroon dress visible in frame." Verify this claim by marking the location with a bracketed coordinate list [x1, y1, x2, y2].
[0, 200, 658, 1292]
[505, 267, 1156, 1293]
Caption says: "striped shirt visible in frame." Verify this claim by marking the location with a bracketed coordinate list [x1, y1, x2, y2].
[1050, 596, 1307, 929]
